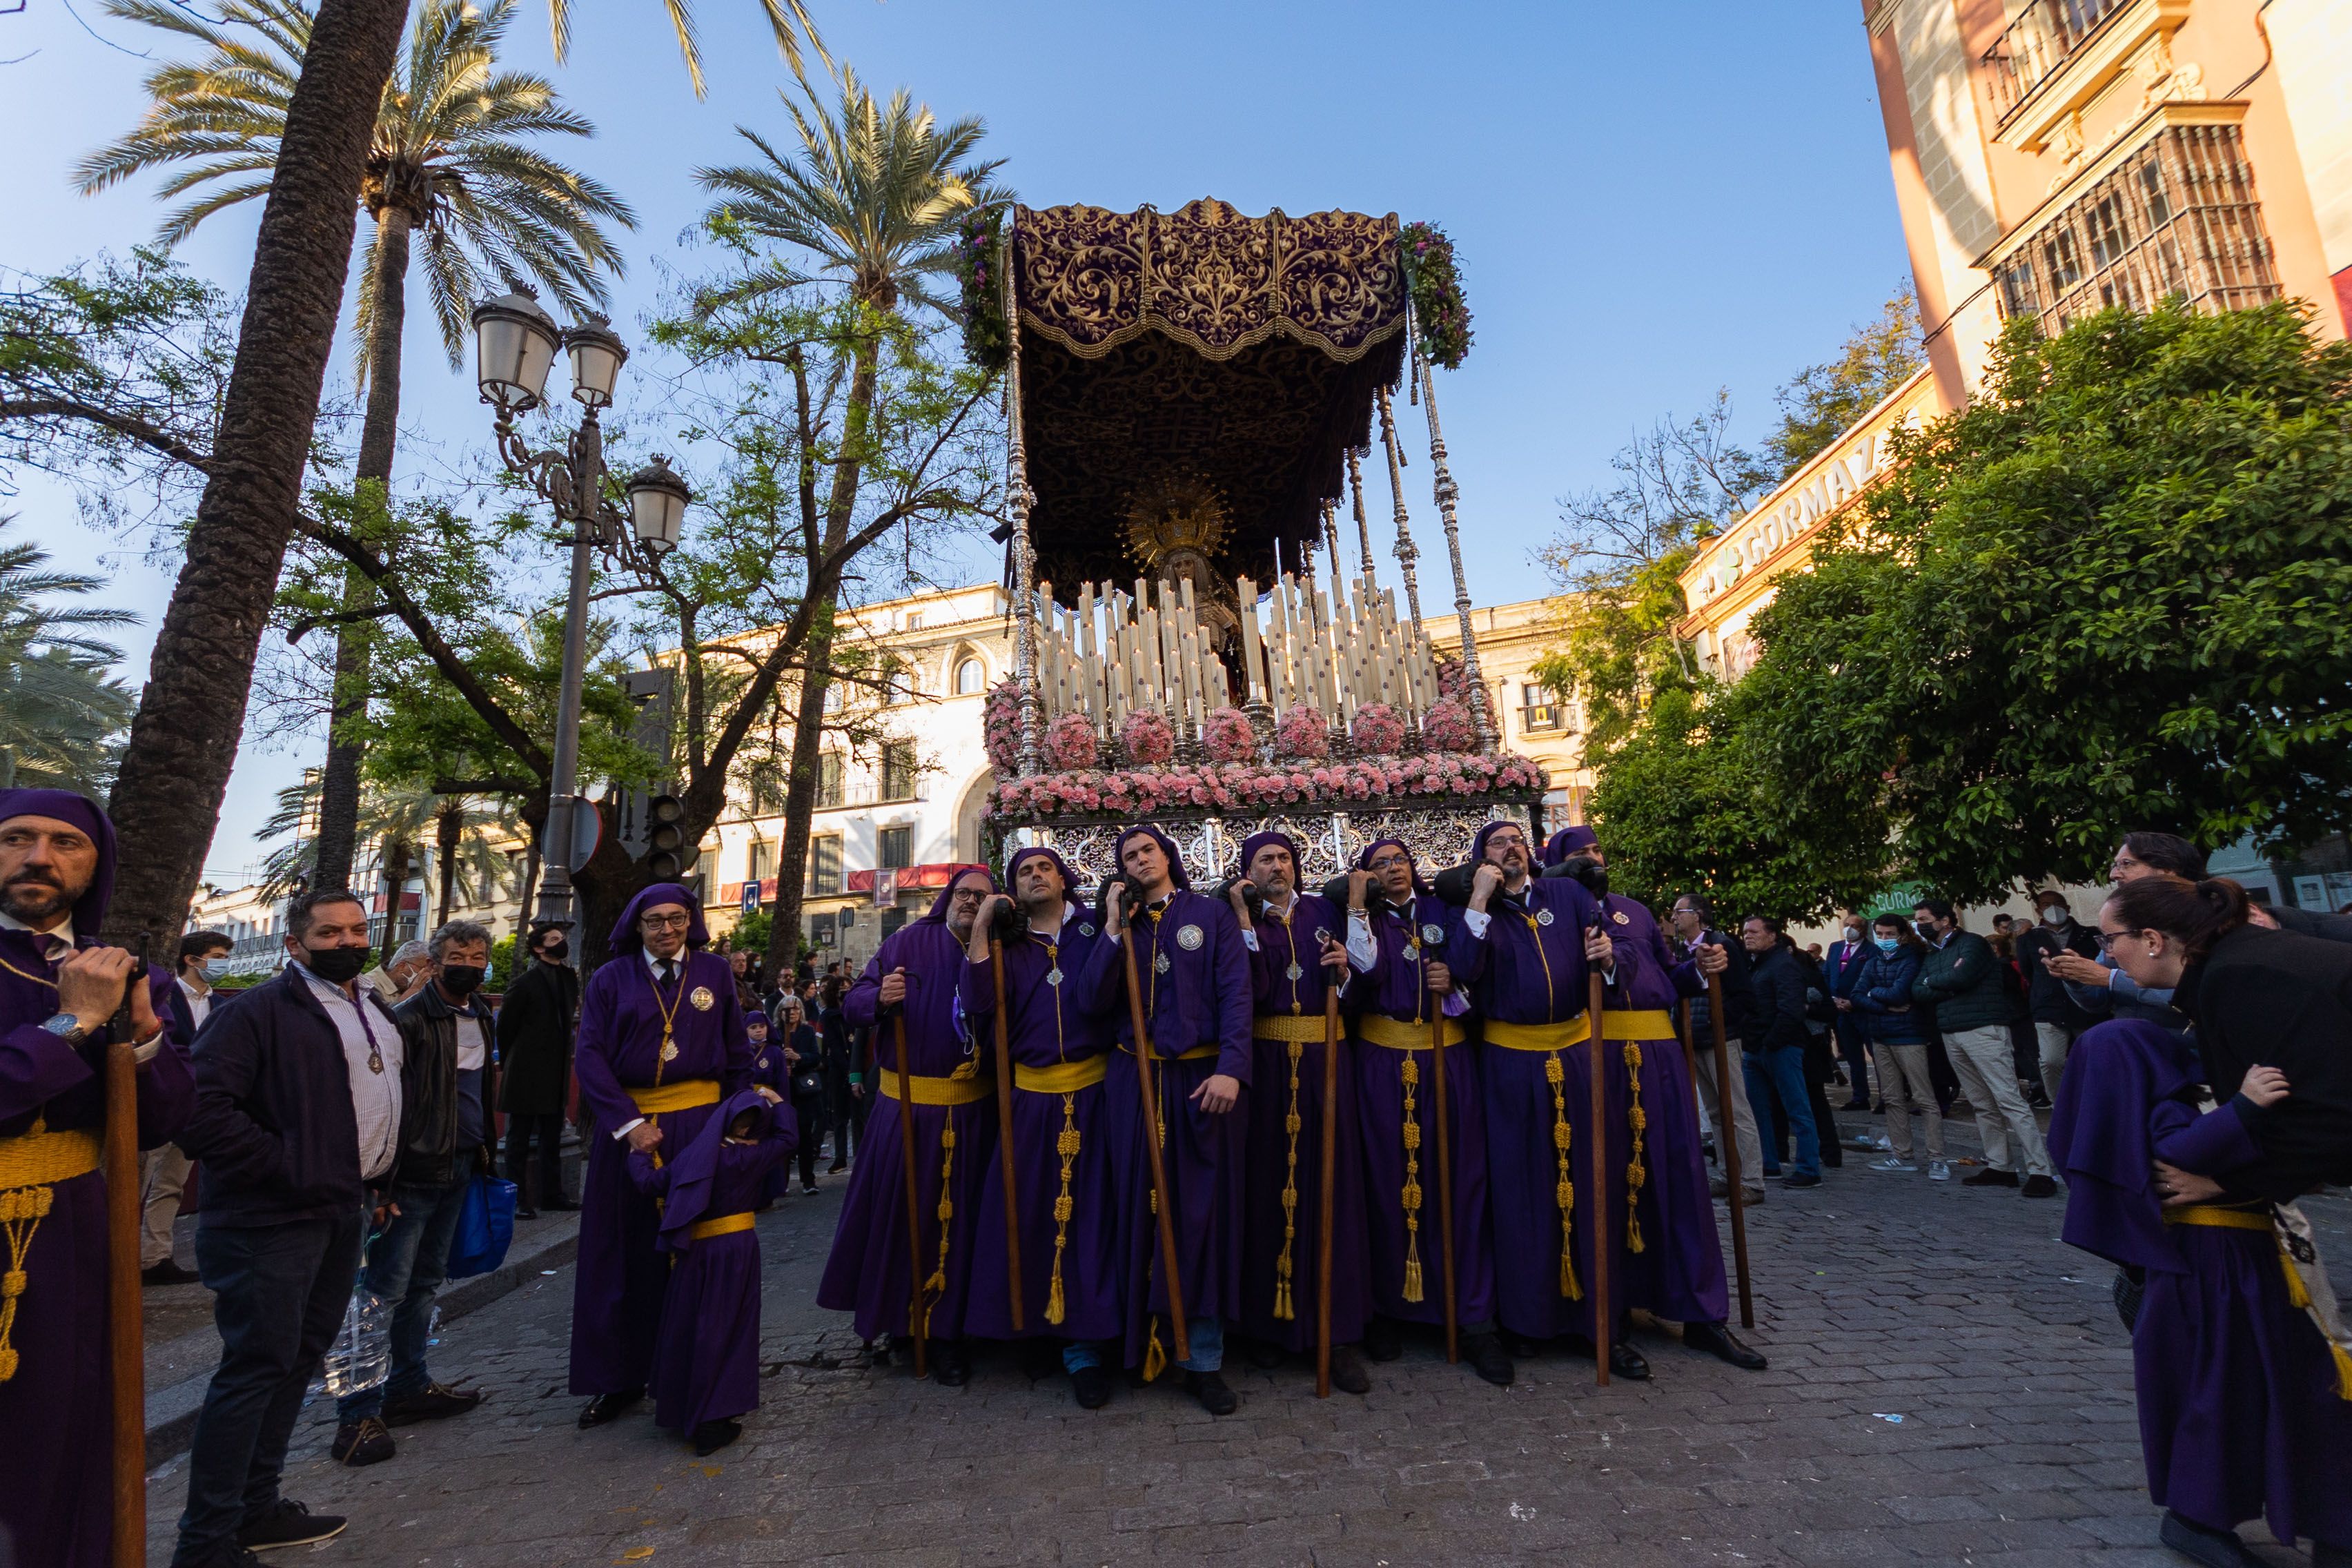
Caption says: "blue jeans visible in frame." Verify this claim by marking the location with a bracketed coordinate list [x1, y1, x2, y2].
[335, 1176, 473, 1422]
[1063, 1315, 1225, 1374]
[1743, 1046, 1820, 1179]
[172, 1208, 364, 1566]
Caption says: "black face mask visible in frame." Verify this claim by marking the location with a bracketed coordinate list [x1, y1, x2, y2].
[439, 965, 487, 997]
[539, 939, 569, 962]
[304, 944, 371, 983]
[1561, 854, 1610, 900]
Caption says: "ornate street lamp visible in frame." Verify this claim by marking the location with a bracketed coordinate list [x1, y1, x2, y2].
[471, 293, 691, 932]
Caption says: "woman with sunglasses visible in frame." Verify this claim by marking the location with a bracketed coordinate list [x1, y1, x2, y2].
[2049, 875, 2352, 1568]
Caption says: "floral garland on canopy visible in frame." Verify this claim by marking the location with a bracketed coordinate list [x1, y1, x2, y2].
[1401, 220, 1473, 371]
[990, 750, 1545, 820]
[953, 208, 1009, 375]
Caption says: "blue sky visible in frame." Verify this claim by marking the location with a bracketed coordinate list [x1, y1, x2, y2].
[1, 0, 1912, 879]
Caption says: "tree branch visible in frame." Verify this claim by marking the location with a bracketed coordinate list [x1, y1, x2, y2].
[0, 395, 214, 473]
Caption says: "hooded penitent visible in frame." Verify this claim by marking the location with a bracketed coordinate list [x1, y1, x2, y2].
[0, 787, 117, 932]
[608, 882, 709, 956]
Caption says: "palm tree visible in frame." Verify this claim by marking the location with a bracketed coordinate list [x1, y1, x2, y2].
[694, 65, 1006, 981]
[0, 515, 137, 793]
[97, 0, 819, 949]
[82, 0, 635, 894]
[257, 774, 517, 932]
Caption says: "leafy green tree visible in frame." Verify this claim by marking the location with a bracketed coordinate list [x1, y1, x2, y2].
[0, 516, 138, 792]
[1729, 300, 2352, 902]
[1764, 284, 1923, 478]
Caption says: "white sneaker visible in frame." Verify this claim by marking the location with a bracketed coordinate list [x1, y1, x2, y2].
[1867, 1156, 1918, 1173]
[1928, 1160, 1952, 1182]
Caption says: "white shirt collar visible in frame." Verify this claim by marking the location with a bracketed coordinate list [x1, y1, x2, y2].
[645, 945, 683, 972]
[0, 909, 72, 954]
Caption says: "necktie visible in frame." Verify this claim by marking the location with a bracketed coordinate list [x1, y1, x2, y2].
[658, 959, 676, 988]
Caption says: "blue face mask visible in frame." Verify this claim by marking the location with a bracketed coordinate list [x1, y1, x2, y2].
[201, 957, 233, 980]
[1873, 937, 1901, 953]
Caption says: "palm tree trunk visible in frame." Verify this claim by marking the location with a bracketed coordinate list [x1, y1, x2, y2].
[314, 208, 413, 893]
[102, 0, 413, 945]
[761, 607, 836, 985]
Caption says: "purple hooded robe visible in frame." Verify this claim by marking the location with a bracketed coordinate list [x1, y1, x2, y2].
[0, 788, 194, 1568]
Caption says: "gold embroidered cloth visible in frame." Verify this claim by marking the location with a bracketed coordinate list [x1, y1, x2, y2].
[1013, 199, 1410, 594]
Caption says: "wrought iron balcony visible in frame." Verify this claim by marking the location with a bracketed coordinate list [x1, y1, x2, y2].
[1981, 0, 2128, 124]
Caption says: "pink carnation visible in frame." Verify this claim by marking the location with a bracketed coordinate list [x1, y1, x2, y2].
[1273, 703, 1329, 761]
[1120, 709, 1175, 766]
[1044, 713, 1100, 772]
[1351, 702, 1407, 756]
[1202, 705, 1257, 764]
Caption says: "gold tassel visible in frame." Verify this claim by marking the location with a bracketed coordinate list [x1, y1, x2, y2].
[1143, 1316, 1167, 1382]
[1400, 1052, 1425, 1302]
[1624, 1041, 1648, 1255]
[0, 1178, 59, 1384]
[919, 1114, 958, 1338]
[1047, 1097, 1080, 1327]
[2284, 1250, 2314, 1311]
[1274, 1040, 1304, 1321]
[2332, 1343, 2352, 1402]
[1547, 1054, 1579, 1300]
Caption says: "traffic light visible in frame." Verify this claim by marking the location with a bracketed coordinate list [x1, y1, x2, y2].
[643, 794, 694, 881]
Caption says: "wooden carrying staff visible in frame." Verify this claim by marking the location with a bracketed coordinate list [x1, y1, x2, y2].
[890, 1011, 928, 1378]
[1704, 970, 1755, 1329]
[987, 938, 1024, 1332]
[1427, 1001, 1460, 1366]
[1118, 925, 1190, 1365]
[1314, 984, 1340, 1398]
[1587, 937, 1612, 1388]
[104, 938, 150, 1568]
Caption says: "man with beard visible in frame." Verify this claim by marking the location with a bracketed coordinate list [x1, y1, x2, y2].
[1450, 819, 1641, 1375]
[959, 847, 1122, 1407]
[1545, 827, 1767, 1373]
[1075, 825, 1252, 1415]
[0, 790, 193, 1568]
[820, 867, 1001, 1386]
[571, 884, 753, 1429]
[1226, 831, 1371, 1394]
[1343, 836, 1513, 1385]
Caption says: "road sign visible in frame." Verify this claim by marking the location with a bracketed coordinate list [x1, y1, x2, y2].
[565, 798, 602, 873]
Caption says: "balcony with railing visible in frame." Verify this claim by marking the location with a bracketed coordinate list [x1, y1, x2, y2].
[1981, 0, 2128, 124]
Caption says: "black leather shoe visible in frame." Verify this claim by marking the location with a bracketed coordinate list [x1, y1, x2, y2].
[1962, 1168, 2020, 1188]
[142, 1259, 202, 1287]
[1329, 1344, 1371, 1395]
[1609, 1342, 1651, 1380]
[1183, 1369, 1238, 1415]
[329, 1418, 393, 1467]
[691, 1418, 742, 1457]
[1462, 1332, 1516, 1387]
[1683, 1321, 1767, 1370]
[1070, 1364, 1113, 1409]
[1362, 1315, 1403, 1362]
[1781, 1172, 1822, 1188]
[513, 1204, 540, 1222]
[578, 1389, 643, 1428]
[238, 1497, 348, 1550]
[2021, 1175, 2059, 1198]
[931, 1340, 970, 1386]
[382, 1379, 484, 1427]
[2158, 1509, 2263, 1567]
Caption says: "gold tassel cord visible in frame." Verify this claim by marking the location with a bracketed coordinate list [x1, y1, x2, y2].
[1276, 1049, 1305, 1317]
[1546, 1053, 1580, 1302]
[1623, 1041, 1648, 1255]
[1047, 1095, 1079, 1326]
[919, 1113, 957, 1341]
[1143, 1316, 1168, 1383]
[1400, 1052, 1425, 1303]
[0, 1180, 56, 1384]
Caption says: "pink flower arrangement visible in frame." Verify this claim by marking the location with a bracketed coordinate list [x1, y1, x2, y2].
[1043, 713, 1099, 772]
[1422, 696, 1477, 753]
[986, 750, 1545, 820]
[983, 678, 1023, 775]
[1433, 656, 1469, 703]
[1351, 702, 1407, 756]
[1119, 708, 1175, 766]
[1200, 705, 1257, 764]
[1273, 703, 1329, 761]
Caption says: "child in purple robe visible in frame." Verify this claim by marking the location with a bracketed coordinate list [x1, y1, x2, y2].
[745, 1010, 786, 1208]
[629, 1089, 796, 1455]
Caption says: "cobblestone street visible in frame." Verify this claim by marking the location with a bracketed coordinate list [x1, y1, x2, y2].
[144, 1108, 2352, 1568]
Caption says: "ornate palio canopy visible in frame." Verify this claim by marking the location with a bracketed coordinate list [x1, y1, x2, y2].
[1012, 198, 1408, 595]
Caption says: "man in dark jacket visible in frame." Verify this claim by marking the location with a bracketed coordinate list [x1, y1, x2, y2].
[1822, 915, 1876, 1110]
[495, 921, 578, 1215]
[173, 889, 398, 1567]
[1738, 917, 1821, 1186]
[1667, 894, 1764, 1206]
[330, 920, 498, 1467]
[2012, 890, 2097, 1104]
[1910, 900, 2055, 1197]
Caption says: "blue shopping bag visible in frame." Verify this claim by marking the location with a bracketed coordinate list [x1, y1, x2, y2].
[444, 1175, 518, 1279]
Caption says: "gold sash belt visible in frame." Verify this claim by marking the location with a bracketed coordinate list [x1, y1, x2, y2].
[879, 1072, 996, 1106]
[1482, 1016, 1591, 1052]
[1253, 1015, 1331, 1043]
[1015, 1057, 1109, 1094]
[689, 1212, 756, 1241]
[1117, 1043, 1219, 1062]
[628, 1079, 721, 1115]
[0, 1129, 102, 1190]
[0, 1128, 104, 1384]
[1359, 1015, 1467, 1051]
[2164, 1205, 2272, 1231]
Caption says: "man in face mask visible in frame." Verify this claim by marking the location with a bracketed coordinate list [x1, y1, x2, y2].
[141, 929, 233, 1285]
[496, 922, 579, 1218]
[1822, 912, 1876, 1112]
[174, 888, 404, 1565]
[329, 921, 500, 1466]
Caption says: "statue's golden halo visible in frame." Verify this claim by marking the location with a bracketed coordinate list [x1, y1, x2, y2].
[1121, 473, 1228, 574]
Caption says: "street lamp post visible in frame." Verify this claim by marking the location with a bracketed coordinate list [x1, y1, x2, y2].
[470, 290, 692, 934]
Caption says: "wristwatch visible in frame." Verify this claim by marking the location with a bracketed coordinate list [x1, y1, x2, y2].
[43, 1012, 93, 1046]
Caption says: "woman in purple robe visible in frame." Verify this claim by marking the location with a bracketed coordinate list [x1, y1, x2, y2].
[0, 789, 193, 1568]
[629, 1088, 795, 1455]
[1072, 824, 1253, 1415]
[570, 883, 752, 1428]
[1228, 830, 1371, 1391]
[1342, 836, 1510, 1385]
[958, 847, 1123, 1407]
[819, 867, 1001, 1386]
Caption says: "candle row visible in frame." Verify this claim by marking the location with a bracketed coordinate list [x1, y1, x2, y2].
[1238, 571, 1442, 725]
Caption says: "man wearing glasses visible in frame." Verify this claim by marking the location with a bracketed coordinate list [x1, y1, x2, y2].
[570, 884, 754, 1430]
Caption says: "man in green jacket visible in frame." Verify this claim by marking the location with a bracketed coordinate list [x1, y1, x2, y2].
[1910, 901, 2056, 1197]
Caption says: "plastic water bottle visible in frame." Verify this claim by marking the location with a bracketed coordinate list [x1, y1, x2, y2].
[322, 1286, 392, 1397]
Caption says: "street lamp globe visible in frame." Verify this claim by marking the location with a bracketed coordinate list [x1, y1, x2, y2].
[470, 289, 559, 411]
[627, 455, 692, 556]
[563, 316, 629, 410]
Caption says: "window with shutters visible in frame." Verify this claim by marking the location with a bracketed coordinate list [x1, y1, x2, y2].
[879, 741, 918, 802]
[807, 834, 842, 895]
[878, 825, 912, 870]
[815, 751, 843, 809]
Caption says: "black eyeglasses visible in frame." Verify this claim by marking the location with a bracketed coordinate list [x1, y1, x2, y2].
[639, 912, 692, 930]
[2094, 928, 2142, 951]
